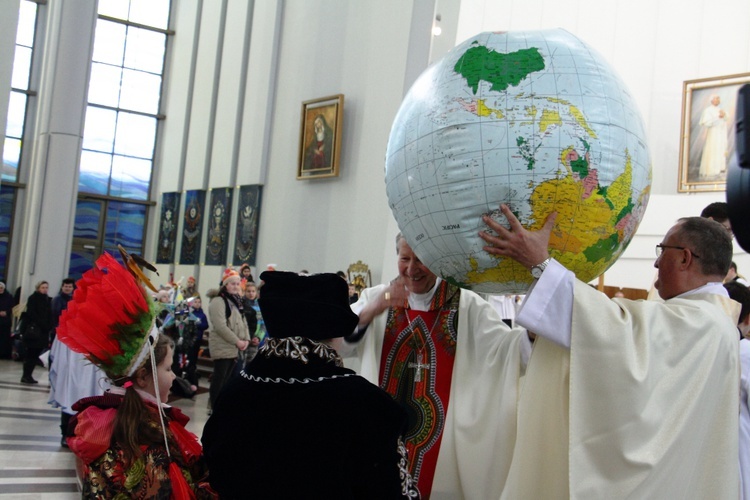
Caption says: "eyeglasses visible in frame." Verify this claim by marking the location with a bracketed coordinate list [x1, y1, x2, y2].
[655, 244, 701, 259]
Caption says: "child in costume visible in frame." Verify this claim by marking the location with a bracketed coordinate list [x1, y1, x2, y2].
[57, 251, 216, 499]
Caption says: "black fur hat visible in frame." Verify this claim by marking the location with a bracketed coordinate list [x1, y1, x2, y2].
[258, 271, 359, 340]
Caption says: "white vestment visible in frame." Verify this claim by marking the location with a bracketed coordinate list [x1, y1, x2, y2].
[346, 282, 525, 500]
[741, 338, 750, 500]
[505, 260, 740, 499]
[699, 103, 728, 178]
[48, 337, 108, 415]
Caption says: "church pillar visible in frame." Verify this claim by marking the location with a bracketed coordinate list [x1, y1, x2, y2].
[15, 0, 96, 296]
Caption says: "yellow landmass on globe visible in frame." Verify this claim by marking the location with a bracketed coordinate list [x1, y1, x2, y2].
[544, 97, 598, 139]
[539, 109, 562, 133]
[466, 149, 635, 287]
[605, 150, 632, 215]
[476, 99, 504, 119]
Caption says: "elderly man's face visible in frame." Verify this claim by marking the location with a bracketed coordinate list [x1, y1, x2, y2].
[397, 238, 437, 295]
[654, 223, 692, 300]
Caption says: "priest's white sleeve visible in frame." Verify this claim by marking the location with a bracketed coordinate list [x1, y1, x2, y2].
[515, 259, 574, 349]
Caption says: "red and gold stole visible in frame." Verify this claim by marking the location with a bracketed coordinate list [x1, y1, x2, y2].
[379, 280, 459, 498]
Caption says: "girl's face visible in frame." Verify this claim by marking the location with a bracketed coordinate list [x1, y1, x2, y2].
[192, 298, 202, 309]
[245, 286, 257, 300]
[149, 346, 176, 402]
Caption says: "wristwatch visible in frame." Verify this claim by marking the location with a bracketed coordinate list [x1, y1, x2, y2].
[530, 258, 551, 279]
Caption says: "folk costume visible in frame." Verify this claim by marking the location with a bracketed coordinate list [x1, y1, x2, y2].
[348, 278, 526, 499]
[202, 271, 419, 499]
[505, 259, 740, 499]
[57, 250, 216, 499]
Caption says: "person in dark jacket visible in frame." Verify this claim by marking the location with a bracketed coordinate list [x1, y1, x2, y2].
[0, 282, 14, 359]
[21, 281, 52, 383]
[202, 271, 419, 499]
[50, 278, 75, 344]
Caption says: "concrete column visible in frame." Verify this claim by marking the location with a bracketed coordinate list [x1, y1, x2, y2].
[15, 0, 96, 296]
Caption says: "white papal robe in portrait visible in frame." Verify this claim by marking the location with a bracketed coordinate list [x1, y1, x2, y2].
[699, 103, 728, 178]
[345, 282, 526, 500]
[503, 260, 740, 499]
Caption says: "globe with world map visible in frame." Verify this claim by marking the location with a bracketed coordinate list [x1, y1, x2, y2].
[385, 29, 652, 293]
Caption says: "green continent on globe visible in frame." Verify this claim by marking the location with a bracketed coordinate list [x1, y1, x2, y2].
[454, 44, 545, 94]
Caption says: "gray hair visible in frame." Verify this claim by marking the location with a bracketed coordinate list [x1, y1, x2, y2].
[676, 217, 732, 276]
[395, 232, 406, 253]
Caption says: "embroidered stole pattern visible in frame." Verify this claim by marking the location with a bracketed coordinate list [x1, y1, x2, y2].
[379, 281, 459, 497]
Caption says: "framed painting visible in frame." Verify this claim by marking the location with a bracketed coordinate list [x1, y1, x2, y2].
[233, 184, 263, 267]
[204, 187, 233, 266]
[156, 192, 181, 264]
[179, 190, 206, 265]
[297, 94, 344, 179]
[678, 72, 750, 192]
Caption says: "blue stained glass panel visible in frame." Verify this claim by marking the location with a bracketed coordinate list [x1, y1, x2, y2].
[104, 202, 145, 250]
[73, 200, 102, 239]
[79, 150, 112, 195]
[0, 185, 15, 234]
[68, 248, 97, 281]
[109, 155, 151, 200]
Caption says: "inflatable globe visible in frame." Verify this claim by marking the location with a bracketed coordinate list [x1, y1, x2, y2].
[385, 29, 651, 293]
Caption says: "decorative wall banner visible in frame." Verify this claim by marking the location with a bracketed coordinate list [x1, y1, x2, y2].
[180, 190, 206, 265]
[156, 192, 181, 264]
[205, 187, 233, 266]
[233, 184, 263, 267]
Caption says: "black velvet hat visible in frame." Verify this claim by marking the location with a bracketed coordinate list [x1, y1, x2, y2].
[258, 271, 359, 340]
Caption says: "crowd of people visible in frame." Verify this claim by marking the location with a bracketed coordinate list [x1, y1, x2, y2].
[4, 200, 750, 498]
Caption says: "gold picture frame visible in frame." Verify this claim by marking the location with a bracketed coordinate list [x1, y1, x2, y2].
[297, 94, 344, 179]
[678, 72, 750, 192]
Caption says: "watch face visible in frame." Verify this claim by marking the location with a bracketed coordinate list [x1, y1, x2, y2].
[531, 267, 543, 279]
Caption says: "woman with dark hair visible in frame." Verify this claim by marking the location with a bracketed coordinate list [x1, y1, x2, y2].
[21, 281, 51, 383]
[58, 252, 215, 498]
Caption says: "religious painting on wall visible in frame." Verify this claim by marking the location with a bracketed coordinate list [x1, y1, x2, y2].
[156, 192, 181, 264]
[678, 72, 750, 192]
[205, 187, 233, 266]
[297, 94, 344, 179]
[179, 189, 206, 265]
[233, 184, 263, 267]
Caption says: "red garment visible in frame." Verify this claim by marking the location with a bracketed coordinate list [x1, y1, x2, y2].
[68, 392, 215, 499]
[379, 281, 458, 497]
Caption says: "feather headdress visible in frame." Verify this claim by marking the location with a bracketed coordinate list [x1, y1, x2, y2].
[57, 250, 159, 379]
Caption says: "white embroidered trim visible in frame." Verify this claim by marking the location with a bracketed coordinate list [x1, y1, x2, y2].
[240, 371, 355, 385]
[398, 436, 420, 498]
[260, 336, 342, 366]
